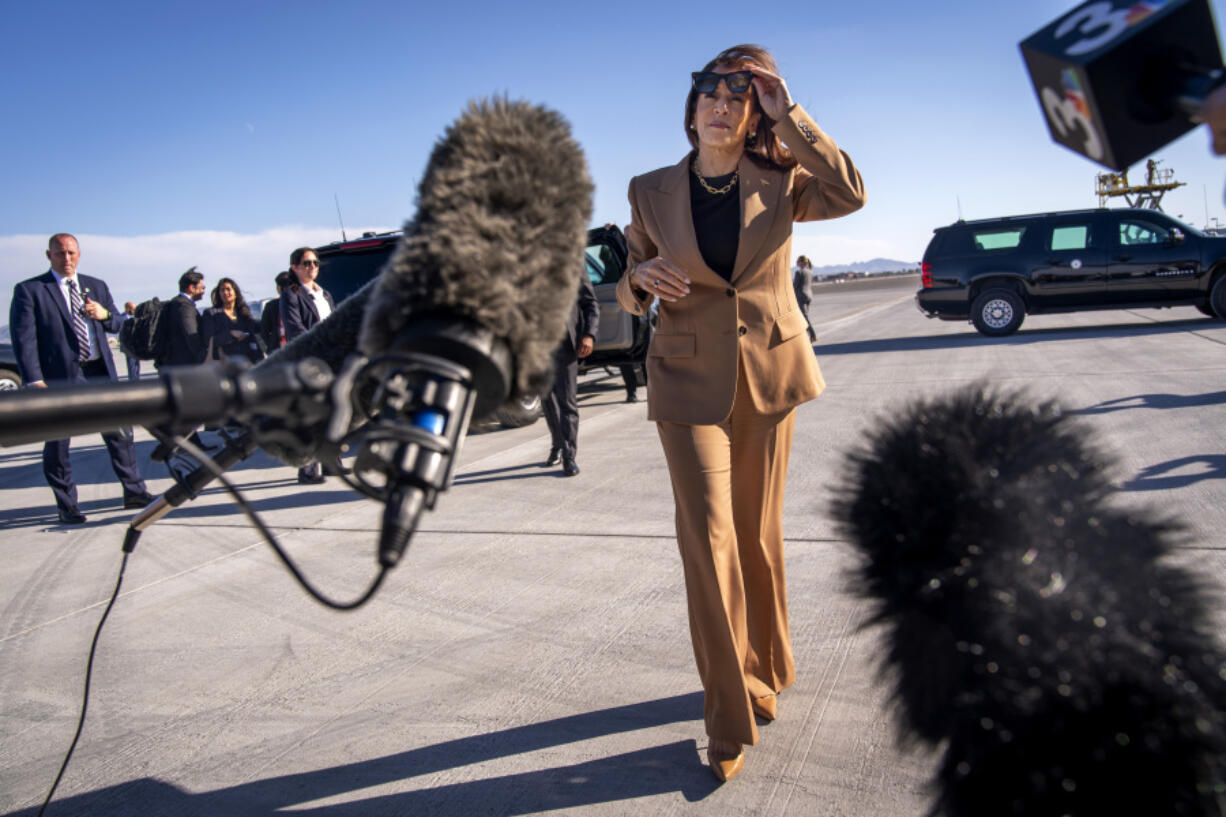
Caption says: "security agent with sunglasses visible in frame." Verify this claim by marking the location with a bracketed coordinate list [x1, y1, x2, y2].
[280, 246, 339, 484]
[615, 44, 864, 783]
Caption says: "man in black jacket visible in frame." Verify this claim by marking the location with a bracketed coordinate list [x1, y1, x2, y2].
[158, 267, 207, 369]
[543, 275, 599, 476]
[156, 267, 214, 452]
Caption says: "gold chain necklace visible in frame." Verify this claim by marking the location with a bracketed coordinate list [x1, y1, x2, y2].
[692, 158, 738, 195]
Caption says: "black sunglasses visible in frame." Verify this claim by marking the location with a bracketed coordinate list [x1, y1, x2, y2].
[691, 70, 754, 95]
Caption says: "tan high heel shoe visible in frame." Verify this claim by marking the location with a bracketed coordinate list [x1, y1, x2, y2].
[707, 739, 745, 782]
[752, 693, 778, 721]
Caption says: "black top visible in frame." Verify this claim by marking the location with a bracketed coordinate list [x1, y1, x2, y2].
[689, 167, 740, 281]
[201, 308, 265, 364]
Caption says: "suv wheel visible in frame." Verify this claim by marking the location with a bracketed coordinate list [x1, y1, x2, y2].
[971, 288, 1024, 336]
[492, 393, 542, 428]
[1210, 275, 1226, 319]
[0, 368, 21, 391]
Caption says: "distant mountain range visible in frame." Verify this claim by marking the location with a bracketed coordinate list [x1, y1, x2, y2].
[813, 258, 918, 277]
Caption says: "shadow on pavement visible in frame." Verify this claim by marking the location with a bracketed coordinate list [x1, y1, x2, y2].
[8, 693, 715, 817]
[1121, 455, 1226, 492]
[149, 487, 364, 521]
[1071, 390, 1226, 415]
[453, 463, 573, 486]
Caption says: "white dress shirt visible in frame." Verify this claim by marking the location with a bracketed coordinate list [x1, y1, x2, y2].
[306, 284, 332, 322]
[53, 270, 98, 361]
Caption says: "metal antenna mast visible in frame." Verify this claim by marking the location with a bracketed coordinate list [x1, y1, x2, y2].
[334, 194, 348, 242]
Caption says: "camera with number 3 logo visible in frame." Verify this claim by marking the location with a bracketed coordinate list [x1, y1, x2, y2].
[1021, 0, 1225, 170]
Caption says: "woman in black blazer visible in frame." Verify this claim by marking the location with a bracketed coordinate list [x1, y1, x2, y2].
[202, 278, 265, 364]
[279, 246, 335, 342]
[279, 246, 340, 483]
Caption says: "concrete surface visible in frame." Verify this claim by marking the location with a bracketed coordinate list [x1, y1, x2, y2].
[2, 273, 1225, 815]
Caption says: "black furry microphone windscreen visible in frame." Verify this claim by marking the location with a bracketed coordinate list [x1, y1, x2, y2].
[264, 279, 375, 375]
[831, 384, 1226, 816]
[359, 98, 593, 404]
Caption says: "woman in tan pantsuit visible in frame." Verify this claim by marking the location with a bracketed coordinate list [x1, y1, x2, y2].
[615, 44, 865, 782]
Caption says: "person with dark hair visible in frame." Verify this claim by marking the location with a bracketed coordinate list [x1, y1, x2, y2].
[542, 275, 599, 475]
[157, 266, 216, 451]
[202, 277, 265, 364]
[259, 270, 295, 352]
[158, 266, 206, 369]
[615, 44, 865, 781]
[280, 246, 341, 483]
[792, 255, 817, 342]
[9, 234, 154, 523]
[121, 301, 142, 380]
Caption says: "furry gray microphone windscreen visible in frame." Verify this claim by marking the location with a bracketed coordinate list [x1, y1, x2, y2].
[832, 385, 1226, 817]
[359, 98, 592, 406]
[260, 98, 592, 465]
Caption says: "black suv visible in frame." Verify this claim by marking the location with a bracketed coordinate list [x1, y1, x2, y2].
[916, 208, 1226, 336]
[312, 224, 649, 424]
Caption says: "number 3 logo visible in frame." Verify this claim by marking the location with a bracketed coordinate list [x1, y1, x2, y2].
[1055, 1, 1131, 56]
[1041, 86, 1105, 161]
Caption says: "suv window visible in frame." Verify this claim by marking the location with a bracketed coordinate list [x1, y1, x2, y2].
[971, 228, 1026, 251]
[1050, 224, 1091, 251]
[585, 242, 622, 286]
[1118, 220, 1169, 246]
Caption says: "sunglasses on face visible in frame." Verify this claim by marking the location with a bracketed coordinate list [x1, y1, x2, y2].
[300, 259, 320, 268]
[691, 70, 754, 95]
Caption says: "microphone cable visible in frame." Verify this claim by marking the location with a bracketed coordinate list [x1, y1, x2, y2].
[36, 551, 129, 817]
[138, 429, 390, 611]
[37, 430, 389, 815]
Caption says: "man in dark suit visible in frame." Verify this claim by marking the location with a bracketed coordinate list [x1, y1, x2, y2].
[9, 234, 154, 524]
[543, 275, 599, 476]
[279, 246, 339, 484]
[155, 267, 215, 453]
[157, 267, 207, 369]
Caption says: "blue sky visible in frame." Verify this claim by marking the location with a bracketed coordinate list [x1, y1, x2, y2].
[4, 0, 1226, 321]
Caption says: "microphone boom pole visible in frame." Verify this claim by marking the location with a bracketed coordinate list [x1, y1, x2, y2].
[0, 358, 335, 448]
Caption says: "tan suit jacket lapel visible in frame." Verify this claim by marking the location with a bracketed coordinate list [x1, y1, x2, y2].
[731, 155, 780, 285]
[641, 156, 724, 288]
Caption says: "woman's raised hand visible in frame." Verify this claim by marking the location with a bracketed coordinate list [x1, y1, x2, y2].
[748, 64, 793, 121]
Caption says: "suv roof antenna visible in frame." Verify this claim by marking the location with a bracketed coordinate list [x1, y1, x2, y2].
[334, 193, 348, 242]
[956, 196, 963, 221]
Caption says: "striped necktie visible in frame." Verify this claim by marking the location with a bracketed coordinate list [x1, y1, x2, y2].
[67, 279, 90, 362]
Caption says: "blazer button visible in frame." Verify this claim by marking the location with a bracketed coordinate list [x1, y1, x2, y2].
[725, 288, 735, 297]
[737, 326, 748, 337]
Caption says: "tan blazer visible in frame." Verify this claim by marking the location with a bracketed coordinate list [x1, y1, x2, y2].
[616, 104, 866, 425]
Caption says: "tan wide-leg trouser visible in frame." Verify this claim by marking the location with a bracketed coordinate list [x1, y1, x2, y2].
[656, 363, 797, 746]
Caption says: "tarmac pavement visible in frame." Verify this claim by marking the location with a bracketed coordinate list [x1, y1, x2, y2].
[2, 273, 1226, 815]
